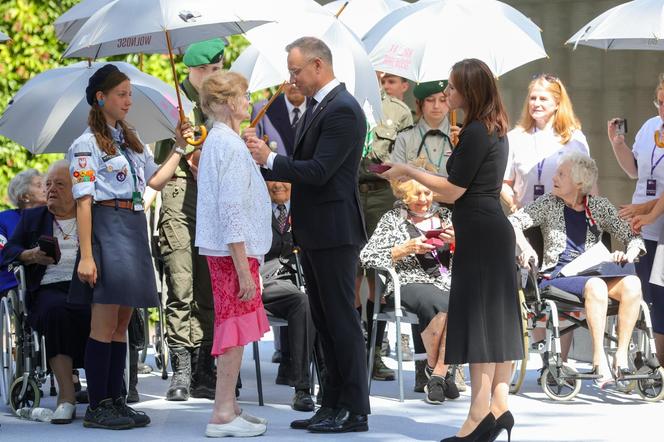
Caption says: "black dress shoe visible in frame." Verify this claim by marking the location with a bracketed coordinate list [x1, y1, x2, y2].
[290, 406, 335, 429]
[292, 390, 315, 412]
[307, 408, 368, 433]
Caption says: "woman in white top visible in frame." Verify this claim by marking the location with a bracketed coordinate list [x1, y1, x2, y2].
[502, 74, 590, 212]
[609, 73, 664, 368]
[195, 71, 271, 438]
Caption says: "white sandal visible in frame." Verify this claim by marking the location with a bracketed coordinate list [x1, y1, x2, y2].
[51, 402, 76, 424]
[205, 416, 266, 437]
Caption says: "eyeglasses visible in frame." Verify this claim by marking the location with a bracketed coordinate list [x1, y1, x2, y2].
[654, 100, 664, 109]
[244, 91, 251, 101]
[288, 59, 316, 78]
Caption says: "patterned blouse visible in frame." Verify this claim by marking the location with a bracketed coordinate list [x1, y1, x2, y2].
[359, 205, 452, 295]
[508, 193, 646, 272]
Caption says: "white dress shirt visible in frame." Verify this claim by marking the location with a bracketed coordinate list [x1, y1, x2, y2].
[284, 98, 306, 126]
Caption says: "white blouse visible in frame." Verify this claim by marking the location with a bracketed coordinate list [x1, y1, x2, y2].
[504, 127, 590, 207]
[41, 218, 78, 285]
[631, 116, 664, 241]
[195, 122, 272, 260]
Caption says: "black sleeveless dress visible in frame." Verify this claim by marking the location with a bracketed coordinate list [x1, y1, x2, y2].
[444, 121, 523, 364]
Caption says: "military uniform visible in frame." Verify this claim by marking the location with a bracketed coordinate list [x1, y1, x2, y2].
[153, 38, 223, 401]
[359, 89, 413, 236]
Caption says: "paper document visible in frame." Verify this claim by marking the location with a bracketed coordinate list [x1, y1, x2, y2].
[559, 242, 613, 277]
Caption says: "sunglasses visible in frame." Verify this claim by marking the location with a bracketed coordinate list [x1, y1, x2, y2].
[532, 73, 560, 83]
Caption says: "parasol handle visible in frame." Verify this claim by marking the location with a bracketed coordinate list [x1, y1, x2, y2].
[250, 82, 287, 128]
[335, 1, 349, 18]
[165, 30, 207, 147]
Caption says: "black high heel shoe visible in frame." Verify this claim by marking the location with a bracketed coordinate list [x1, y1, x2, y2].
[487, 411, 514, 442]
[440, 413, 496, 442]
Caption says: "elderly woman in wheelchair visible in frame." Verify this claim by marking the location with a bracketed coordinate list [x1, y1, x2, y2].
[360, 175, 460, 405]
[2, 160, 90, 423]
[509, 152, 646, 389]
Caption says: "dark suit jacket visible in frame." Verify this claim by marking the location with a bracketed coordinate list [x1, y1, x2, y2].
[264, 83, 367, 250]
[1, 206, 56, 295]
[252, 94, 297, 157]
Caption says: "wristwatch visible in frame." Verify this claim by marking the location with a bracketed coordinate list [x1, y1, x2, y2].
[174, 146, 186, 156]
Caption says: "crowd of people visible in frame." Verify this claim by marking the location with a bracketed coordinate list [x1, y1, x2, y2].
[1, 33, 664, 442]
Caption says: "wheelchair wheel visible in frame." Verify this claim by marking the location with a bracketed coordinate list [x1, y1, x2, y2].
[636, 367, 664, 402]
[510, 287, 530, 394]
[1, 298, 17, 405]
[9, 377, 40, 413]
[540, 364, 582, 401]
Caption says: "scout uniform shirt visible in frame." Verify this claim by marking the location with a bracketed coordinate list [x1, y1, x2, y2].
[67, 125, 159, 202]
[153, 77, 207, 175]
[359, 89, 413, 181]
[390, 117, 453, 176]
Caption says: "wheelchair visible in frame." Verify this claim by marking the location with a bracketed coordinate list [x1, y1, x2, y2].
[510, 257, 664, 402]
[0, 264, 50, 413]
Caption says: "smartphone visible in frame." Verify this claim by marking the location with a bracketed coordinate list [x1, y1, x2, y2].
[367, 163, 391, 174]
[615, 118, 628, 136]
[38, 235, 60, 264]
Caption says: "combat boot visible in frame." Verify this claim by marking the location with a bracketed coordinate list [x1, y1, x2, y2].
[166, 347, 191, 401]
[191, 344, 216, 399]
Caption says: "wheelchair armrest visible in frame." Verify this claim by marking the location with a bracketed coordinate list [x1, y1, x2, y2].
[370, 265, 404, 318]
[10, 262, 27, 294]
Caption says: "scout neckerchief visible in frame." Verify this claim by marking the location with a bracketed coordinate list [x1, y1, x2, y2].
[416, 125, 450, 171]
[583, 195, 600, 238]
[113, 129, 144, 211]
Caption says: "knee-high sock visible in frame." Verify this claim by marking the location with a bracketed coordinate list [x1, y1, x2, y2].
[366, 300, 387, 349]
[107, 341, 127, 401]
[85, 338, 112, 408]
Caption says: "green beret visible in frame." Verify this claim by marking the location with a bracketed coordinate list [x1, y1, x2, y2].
[183, 38, 226, 67]
[413, 80, 448, 100]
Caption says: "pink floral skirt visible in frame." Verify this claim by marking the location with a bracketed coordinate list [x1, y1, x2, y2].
[206, 256, 270, 356]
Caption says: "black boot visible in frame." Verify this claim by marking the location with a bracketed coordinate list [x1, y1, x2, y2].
[190, 343, 216, 399]
[166, 347, 191, 401]
[127, 348, 139, 403]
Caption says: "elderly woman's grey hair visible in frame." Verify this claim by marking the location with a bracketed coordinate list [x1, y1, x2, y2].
[559, 152, 598, 195]
[46, 159, 71, 177]
[285, 36, 333, 66]
[7, 168, 42, 208]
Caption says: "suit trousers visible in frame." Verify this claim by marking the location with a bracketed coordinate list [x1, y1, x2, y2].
[262, 278, 314, 390]
[301, 245, 370, 415]
[159, 178, 214, 349]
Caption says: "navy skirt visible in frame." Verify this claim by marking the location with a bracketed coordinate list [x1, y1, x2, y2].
[68, 204, 159, 308]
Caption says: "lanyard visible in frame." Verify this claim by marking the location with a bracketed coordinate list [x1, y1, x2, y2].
[117, 145, 139, 195]
[416, 126, 447, 170]
[583, 195, 600, 238]
[650, 143, 664, 177]
[532, 128, 546, 183]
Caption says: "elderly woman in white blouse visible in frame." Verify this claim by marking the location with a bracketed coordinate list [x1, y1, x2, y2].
[195, 71, 271, 438]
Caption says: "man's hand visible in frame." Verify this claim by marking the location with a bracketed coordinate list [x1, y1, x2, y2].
[19, 246, 55, 266]
[246, 136, 271, 166]
[241, 126, 257, 142]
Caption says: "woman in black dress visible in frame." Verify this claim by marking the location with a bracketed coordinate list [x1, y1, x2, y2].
[383, 59, 522, 442]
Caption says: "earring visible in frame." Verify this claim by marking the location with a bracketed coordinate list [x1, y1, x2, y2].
[98, 99, 105, 107]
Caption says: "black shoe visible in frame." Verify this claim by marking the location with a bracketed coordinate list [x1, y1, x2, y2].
[83, 399, 134, 430]
[290, 406, 335, 429]
[444, 372, 460, 399]
[166, 348, 191, 401]
[425, 376, 447, 405]
[191, 344, 216, 399]
[414, 360, 427, 393]
[441, 413, 496, 442]
[291, 390, 315, 412]
[488, 411, 514, 442]
[272, 350, 282, 364]
[76, 389, 89, 404]
[126, 386, 140, 404]
[307, 408, 368, 433]
[275, 362, 291, 385]
[114, 397, 150, 428]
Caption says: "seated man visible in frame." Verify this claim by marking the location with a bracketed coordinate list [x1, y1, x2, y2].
[261, 181, 315, 412]
[2, 160, 91, 424]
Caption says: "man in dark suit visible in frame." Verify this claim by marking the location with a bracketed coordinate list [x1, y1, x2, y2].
[261, 180, 315, 412]
[246, 37, 370, 433]
[251, 84, 306, 157]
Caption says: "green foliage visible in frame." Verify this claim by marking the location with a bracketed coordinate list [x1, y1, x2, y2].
[0, 0, 250, 209]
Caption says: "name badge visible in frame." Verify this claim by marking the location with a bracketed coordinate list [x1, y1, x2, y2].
[132, 191, 144, 212]
[534, 184, 545, 198]
[102, 153, 121, 162]
[647, 179, 657, 196]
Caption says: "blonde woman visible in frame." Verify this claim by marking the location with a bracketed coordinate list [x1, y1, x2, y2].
[196, 71, 271, 438]
[502, 74, 590, 212]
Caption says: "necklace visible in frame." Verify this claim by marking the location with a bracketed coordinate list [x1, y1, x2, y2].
[54, 218, 77, 241]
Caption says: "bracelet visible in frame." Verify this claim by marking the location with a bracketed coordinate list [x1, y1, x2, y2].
[174, 146, 186, 156]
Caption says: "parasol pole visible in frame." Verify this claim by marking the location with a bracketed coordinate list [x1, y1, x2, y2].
[450, 110, 458, 146]
[335, 1, 349, 18]
[250, 81, 287, 128]
[165, 30, 206, 146]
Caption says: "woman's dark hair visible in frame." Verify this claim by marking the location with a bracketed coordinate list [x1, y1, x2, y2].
[87, 69, 143, 155]
[449, 59, 509, 137]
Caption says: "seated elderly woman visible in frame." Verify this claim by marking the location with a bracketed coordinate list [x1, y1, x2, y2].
[2, 160, 90, 423]
[359, 174, 459, 405]
[509, 152, 645, 384]
[1, 168, 47, 296]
